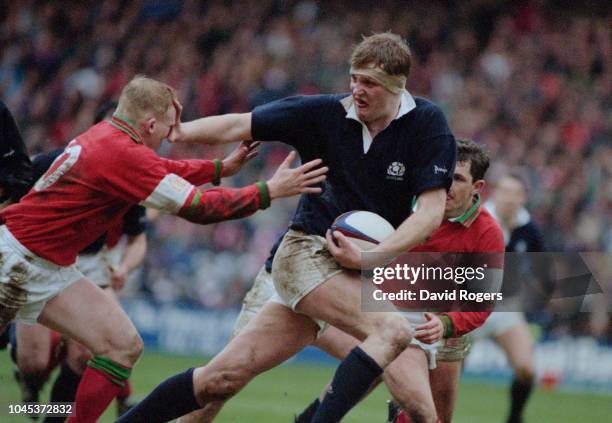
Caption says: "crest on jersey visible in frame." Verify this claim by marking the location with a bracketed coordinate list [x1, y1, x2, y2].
[386, 161, 405, 181]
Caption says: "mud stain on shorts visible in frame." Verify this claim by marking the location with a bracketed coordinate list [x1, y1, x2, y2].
[273, 230, 341, 305]
[0, 261, 30, 327]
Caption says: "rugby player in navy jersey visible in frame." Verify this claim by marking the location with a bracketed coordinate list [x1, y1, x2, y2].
[474, 173, 544, 423]
[0, 100, 33, 209]
[0, 100, 33, 349]
[294, 140, 505, 423]
[118, 33, 457, 423]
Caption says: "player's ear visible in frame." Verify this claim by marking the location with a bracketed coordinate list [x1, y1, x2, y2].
[143, 117, 156, 135]
[473, 179, 485, 195]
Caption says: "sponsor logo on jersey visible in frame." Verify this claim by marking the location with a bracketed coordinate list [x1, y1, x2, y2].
[434, 165, 448, 175]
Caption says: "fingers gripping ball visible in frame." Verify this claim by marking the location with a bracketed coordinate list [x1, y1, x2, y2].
[331, 211, 394, 250]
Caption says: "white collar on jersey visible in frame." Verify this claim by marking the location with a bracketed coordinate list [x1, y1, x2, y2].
[341, 89, 416, 154]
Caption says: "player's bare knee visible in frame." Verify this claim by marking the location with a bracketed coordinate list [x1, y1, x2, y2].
[94, 330, 143, 365]
[194, 365, 251, 404]
[123, 332, 144, 364]
[515, 364, 535, 383]
[18, 352, 48, 376]
[376, 315, 414, 353]
[403, 402, 437, 423]
[67, 350, 90, 374]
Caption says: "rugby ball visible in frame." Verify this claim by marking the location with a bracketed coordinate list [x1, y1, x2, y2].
[331, 211, 395, 250]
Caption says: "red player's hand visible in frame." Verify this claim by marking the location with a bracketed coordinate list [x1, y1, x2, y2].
[222, 141, 261, 177]
[414, 312, 444, 344]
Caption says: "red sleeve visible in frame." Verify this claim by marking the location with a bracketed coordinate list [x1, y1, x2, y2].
[441, 311, 492, 337]
[479, 225, 505, 254]
[99, 144, 220, 203]
[160, 158, 221, 186]
[99, 143, 269, 223]
[440, 221, 504, 337]
[177, 182, 269, 225]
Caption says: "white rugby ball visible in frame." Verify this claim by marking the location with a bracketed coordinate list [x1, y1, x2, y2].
[330, 211, 395, 250]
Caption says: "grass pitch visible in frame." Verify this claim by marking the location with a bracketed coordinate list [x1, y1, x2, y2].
[1, 349, 610, 422]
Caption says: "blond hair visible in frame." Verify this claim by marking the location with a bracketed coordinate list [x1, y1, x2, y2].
[350, 32, 412, 78]
[115, 76, 175, 121]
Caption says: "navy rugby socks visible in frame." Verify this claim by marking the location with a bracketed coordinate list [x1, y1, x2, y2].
[507, 377, 533, 423]
[310, 346, 383, 423]
[43, 363, 80, 423]
[115, 368, 199, 423]
[294, 398, 320, 422]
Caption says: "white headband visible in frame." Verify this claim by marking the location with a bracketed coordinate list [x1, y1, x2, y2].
[350, 66, 406, 94]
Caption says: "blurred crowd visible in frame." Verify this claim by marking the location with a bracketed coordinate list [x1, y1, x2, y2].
[1, 1, 610, 335]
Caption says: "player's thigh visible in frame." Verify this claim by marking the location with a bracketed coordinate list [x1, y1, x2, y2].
[383, 345, 436, 419]
[494, 321, 535, 376]
[312, 325, 360, 360]
[194, 302, 319, 389]
[15, 322, 52, 373]
[231, 267, 275, 338]
[103, 285, 119, 301]
[296, 270, 397, 341]
[37, 277, 142, 367]
[429, 360, 462, 423]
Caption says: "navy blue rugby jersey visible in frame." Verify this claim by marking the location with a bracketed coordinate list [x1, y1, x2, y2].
[252, 93, 456, 236]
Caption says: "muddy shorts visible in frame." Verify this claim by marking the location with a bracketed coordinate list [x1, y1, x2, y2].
[0, 226, 82, 325]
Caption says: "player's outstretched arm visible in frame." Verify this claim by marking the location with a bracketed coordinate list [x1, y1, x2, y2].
[177, 151, 327, 225]
[169, 100, 252, 145]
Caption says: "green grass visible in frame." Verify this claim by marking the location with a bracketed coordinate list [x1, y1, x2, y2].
[1, 349, 610, 422]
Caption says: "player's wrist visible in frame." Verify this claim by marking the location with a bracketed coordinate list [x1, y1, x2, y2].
[439, 315, 454, 338]
[256, 181, 271, 209]
[212, 159, 222, 186]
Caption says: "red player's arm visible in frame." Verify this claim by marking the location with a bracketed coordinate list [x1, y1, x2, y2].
[176, 182, 269, 225]
[439, 311, 492, 338]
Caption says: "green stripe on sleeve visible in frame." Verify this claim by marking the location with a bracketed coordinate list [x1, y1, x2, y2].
[439, 315, 454, 338]
[212, 159, 222, 186]
[186, 190, 202, 218]
[256, 181, 270, 209]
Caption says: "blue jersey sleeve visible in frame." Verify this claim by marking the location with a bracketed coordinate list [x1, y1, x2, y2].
[411, 104, 456, 195]
[251, 95, 333, 154]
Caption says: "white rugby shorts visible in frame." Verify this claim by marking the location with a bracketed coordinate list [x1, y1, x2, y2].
[0, 226, 83, 325]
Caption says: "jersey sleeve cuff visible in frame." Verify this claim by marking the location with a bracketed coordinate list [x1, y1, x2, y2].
[212, 159, 222, 186]
[439, 314, 454, 338]
[256, 181, 270, 209]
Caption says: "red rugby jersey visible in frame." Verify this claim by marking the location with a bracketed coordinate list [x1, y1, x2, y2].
[411, 196, 505, 337]
[0, 118, 250, 265]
